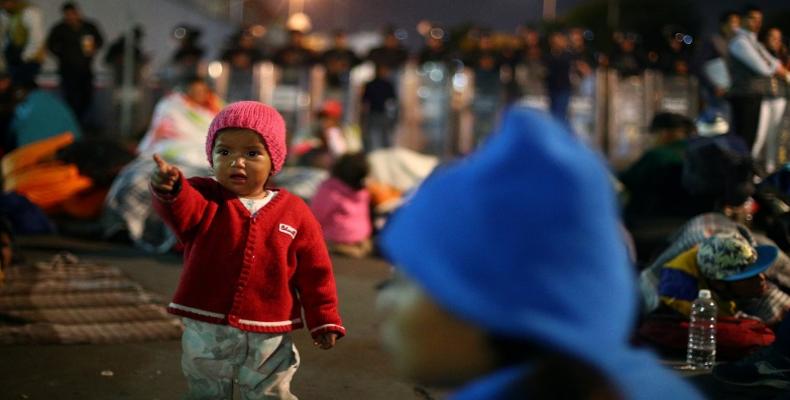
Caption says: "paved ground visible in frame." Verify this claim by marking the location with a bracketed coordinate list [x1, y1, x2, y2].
[0, 235, 785, 400]
[0, 236, 443, 400]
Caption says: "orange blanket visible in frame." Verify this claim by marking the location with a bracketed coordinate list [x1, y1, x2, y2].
[2, 132, 96, 214]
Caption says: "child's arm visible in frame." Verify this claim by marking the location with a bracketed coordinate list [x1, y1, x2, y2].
[293, 211, 346, 348]
[150, 154, 212, 240]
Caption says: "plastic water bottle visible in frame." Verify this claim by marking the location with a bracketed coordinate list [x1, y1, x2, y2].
[686, 289, 717, 369]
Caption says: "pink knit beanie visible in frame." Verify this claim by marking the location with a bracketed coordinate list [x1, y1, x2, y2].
[205, 101, 287, 174]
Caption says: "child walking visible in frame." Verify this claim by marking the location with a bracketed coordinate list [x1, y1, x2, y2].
[150, 101, 345, 399]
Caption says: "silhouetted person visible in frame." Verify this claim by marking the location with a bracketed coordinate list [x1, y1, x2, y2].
[46, 2, 103, 121]
[272, 29, 315, 85]
[417, 35, 450, 66]
[320, 30, 360, 93]
[366, 29, 409, 72]
[544, 31, 573, 123]
[361, 64, 397, 152]
[0, 0, 44, 85]
[610, 33, 646, 77]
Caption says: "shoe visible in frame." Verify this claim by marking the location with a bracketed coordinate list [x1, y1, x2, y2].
[712, 346, 790, 389]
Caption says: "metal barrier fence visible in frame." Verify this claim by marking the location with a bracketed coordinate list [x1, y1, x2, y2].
[41, 62, 730, 168]
[39, 61, 790, 172]
[606, 71, 699, 168]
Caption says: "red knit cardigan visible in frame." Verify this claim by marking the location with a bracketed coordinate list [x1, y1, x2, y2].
[152, 175, 345, 338]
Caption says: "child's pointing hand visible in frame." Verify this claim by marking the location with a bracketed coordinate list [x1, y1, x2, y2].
[151, 154, 181, 193]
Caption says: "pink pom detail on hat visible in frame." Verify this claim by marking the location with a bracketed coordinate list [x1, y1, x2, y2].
[205, 101, 287, 174]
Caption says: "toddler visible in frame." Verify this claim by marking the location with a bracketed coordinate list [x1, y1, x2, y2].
[150, 101, 344, 399]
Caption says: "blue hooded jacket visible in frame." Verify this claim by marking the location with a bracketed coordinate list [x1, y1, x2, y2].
[380, 108, 702, 400]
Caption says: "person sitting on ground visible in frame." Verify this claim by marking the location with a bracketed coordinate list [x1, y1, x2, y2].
[640, 210, 790, 328]
[620, 112, 702, 225]
[639, 139, 790, 324]
[102, 76, 220, 252]
[655, 233, 778, 321]
[311, 152, 372, 258]
[377, 108, 702, 399]
[638, 232, 781, 360]
[637, 143, 757, 313]
[7, 80, 81, 151]
[638, 203, 759, 312]
[136, 76, 221, 159]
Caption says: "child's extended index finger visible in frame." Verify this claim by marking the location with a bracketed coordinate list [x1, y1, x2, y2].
[153, 154, 168, 169]
[153, 154, 176, 175]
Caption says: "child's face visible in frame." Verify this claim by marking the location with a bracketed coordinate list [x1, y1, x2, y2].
[212, 128, 272, 198]
[377, 274, 497, 387]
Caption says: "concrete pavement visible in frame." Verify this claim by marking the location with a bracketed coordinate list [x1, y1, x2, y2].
[0, 236, 440, 400]
[0, 235, 784, 400]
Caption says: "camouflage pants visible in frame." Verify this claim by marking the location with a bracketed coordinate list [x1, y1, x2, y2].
[181, 318, 300, 400]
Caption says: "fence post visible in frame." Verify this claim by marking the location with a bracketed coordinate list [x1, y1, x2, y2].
[119, 1, 136, 138]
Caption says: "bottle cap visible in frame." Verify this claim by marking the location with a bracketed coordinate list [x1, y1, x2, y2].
[698, 289, 712, 299]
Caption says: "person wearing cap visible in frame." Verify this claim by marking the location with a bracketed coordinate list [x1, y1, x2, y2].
[639, 139, 790, 325]
[378, 109, 701, 399]
[657, 233, 778, 318]
[150, 101, 345, 399]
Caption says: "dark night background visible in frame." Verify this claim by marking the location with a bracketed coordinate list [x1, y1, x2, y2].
[295, 0, 790, 47]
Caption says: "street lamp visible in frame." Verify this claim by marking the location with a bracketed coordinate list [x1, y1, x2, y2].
[287, 0, 310, 32]
[287, 12, 312, 32]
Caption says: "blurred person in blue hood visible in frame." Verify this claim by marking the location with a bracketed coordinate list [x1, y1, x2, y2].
[377, 108, 702, 399]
